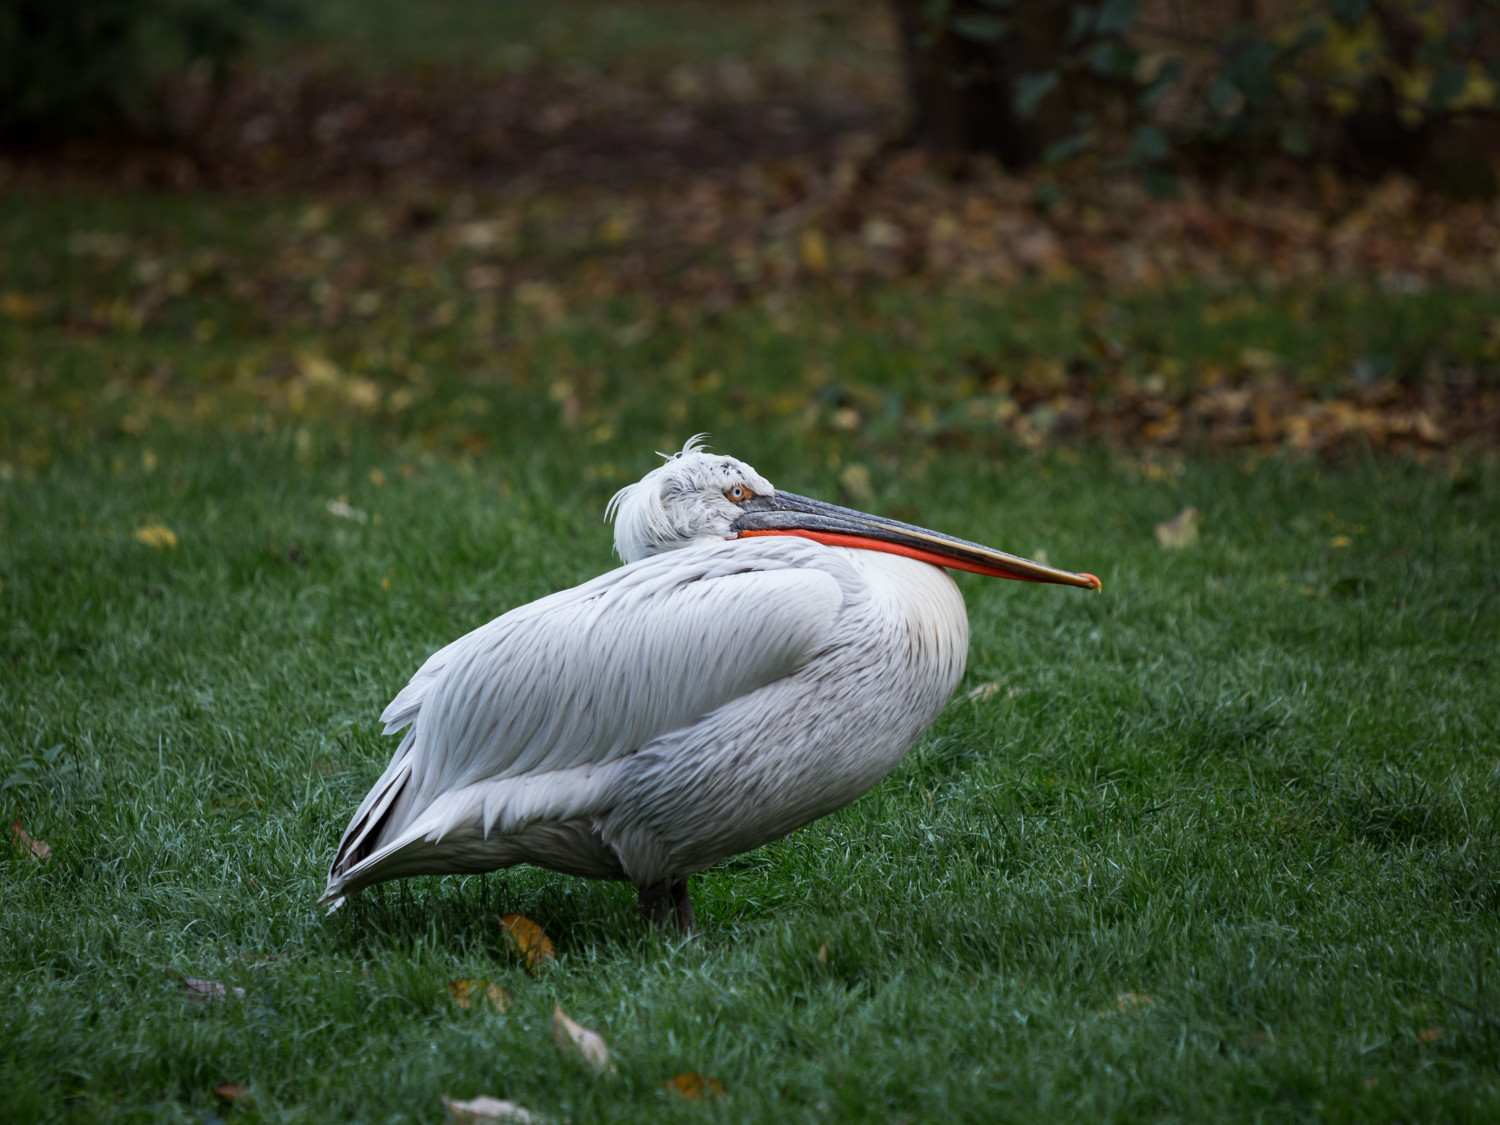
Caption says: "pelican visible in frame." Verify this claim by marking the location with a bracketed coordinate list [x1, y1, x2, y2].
[320, 438, 1099, 929]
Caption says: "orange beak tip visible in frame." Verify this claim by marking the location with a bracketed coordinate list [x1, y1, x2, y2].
[1082, 573, 1102, 591]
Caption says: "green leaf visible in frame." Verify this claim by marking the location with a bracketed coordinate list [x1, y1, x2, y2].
[1013, 71, 1060, 119]
[1089, 41, 1139, 79]
[1278, 123, 1312, 157]
[950, 13, 1009, 43]
[1043, 132, 1091, 166]
[1328, 0, 1369, 27]
[1208, 76, 1243, 116]
[1095, 0, 1140, 37]
[1127, 124, 1169, 164]
[1427, 66, 1468, 108]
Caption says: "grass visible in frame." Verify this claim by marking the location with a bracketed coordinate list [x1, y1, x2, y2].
[3, 254, 1499, 1120]
[4, 0, 1500, 1116]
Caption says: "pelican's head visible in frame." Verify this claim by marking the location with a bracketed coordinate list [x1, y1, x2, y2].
[609, 436, 1101, 590]
[608, 435, 776, 562]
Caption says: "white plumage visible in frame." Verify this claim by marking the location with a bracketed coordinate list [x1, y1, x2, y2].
[321, 438, 1098, 927]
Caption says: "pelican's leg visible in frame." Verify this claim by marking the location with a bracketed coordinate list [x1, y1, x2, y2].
[638, 877, 695, 934]
[671, 877, 695, 934]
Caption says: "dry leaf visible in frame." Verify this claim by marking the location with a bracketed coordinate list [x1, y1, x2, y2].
[1112, 991, 1155, 1013]
[214, 1084, 248, 1100]
[800, 229, 829, 275]
[663, 1073, 727, 1101]
[1417, 1027, 1444, 1045]
[965, 682, 1001, 703]
[10, 819, 52, 861]
[134, 524, 179, 550]
[500, 914, 555, 971]
[442, 1095, 538, 1123]
[817, 942, 829, 964]
[326, 498, 368, 523]
[1154, 506, 1199, 550]
[183, 977, 245, 1003]
[1329, 535, 1352, 548]
[449, 979, 513, 1013]
[552, 1005, 615, 1074]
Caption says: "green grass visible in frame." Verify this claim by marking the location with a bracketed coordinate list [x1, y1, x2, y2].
[3, 419, 1498, 1122]
[3, 48, 1500, 1115]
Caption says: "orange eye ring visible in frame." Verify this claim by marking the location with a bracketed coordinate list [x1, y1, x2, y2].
[725, 484, 754, 502]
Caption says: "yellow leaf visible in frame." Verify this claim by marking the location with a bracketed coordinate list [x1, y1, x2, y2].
[134, 524, 179, 550]
[800, 229, 829, 275]
[449, 979, 513, 1013]
[367, 468, 387, 487]
[500, 914, 555, 971]
[1154, 506, 1199, 550]
[663, 1072, 727, 1101]
[1329, 535, 1352, 548]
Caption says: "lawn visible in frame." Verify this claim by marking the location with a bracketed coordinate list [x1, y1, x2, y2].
[4, 3, 1500, 1121]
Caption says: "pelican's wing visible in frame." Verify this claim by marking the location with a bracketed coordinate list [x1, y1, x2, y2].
[327, 540, 844, 885]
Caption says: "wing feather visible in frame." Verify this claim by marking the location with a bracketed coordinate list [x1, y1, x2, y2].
[393, 541, 845, 812]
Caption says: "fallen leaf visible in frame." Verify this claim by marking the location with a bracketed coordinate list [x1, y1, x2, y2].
[442, 1095, 538, 1123]
[1329, 535, 1352, 548]
[1154, 506, 1199, 550]
[449, 979, 513, 1013]
[500, 914, 555, 971]
[10, 819, 51, 861]
[1417, 1027, 1444, 1045]
[800, 228, 829, 275]
[817, 941, 829, 963]
[326, 498, 368, 523]
[214, 1083, 248, 1100]
[1112, 991, 1155, 1013]
[663, 1073, 727, 1101]
[965, 682, 1001, 703]
[183, 977, 246, 1003]
[134, 524, 179, 550]
[552, 1005, 615, 1074]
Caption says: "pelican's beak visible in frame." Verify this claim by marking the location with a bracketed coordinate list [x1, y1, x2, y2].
[731, 492, 1101, 590]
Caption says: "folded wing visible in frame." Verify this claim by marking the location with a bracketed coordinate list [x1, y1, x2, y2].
[323, 540, 845, 898]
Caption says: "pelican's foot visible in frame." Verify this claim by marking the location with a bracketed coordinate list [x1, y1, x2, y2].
[638, 877, 695, 934]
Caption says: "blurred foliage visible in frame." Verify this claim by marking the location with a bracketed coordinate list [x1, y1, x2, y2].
[0, 0, 297, 142]
[910, 0, 1500, 191]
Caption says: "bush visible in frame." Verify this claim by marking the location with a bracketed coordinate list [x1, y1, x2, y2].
[0, 0, 294, 143]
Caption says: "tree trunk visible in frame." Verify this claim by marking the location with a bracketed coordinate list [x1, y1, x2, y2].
[889, 0, 1076, 169]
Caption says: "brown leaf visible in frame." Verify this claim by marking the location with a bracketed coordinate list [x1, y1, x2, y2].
[214, 1083, 248, 1101]
[663, 1072, 728, 1101]
[1417, 1027, 1444, 1045]
[500, 914, 555, 971]
[10, 819, 51, 861]
[552, 1005, 615, 1074]
[817, 941, 829, 964]
[964, 682, 1001, 703]
[1154, 506, 1200, 550]
[183, 977, 245, 1003]
[449, 979, 513, 1013]
[442, 1095, 538, 1123]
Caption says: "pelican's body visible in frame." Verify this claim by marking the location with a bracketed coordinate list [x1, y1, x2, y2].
[321, 440, 1098, 925]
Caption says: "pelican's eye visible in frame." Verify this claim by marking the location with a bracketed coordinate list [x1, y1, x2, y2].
[725, 484, 754, 502]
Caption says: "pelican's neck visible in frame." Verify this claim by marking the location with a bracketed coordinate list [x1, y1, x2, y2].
[834, 547, 970, 662]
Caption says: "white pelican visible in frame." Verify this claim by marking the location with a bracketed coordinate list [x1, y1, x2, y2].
[321, 438, 1099, 929]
